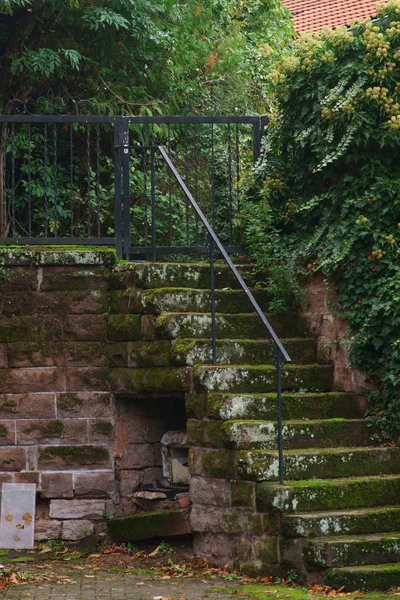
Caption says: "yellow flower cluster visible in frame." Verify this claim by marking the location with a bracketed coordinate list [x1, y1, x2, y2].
[388, 114, 400, 129]
[365, 86, 399, 118]
[363, 21, 390, 58]
[266, 70, 286, 85]
[283, 199, 297, 222]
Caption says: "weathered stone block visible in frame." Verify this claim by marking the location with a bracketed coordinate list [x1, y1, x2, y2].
[7, 344, 58, 368]
[188, 447, 236, 479]
[0, 345, 8, 368]
[0, 368, 65, 393]
[74, 471, 115, 498]
[126, 341, 171, 368]
[231, 481, 255, 509]
[64, 315, 107, 341]
[62, 519, 95, 541]
[34, 518, 62, 541]
[17, 419, 87, 445]
[41, 473, 74, 498]
[111, 367, 190, 393]
[50, 499, 105, 519]
[0, 420, 15, 445]
[65, 290, 109, 314]
[116, 444, 156, 469]
[190, 477, 231, 507]
[187, 419, 227, 448]
[190, 507, 241, 534]
[193, 532, 231, 565]
[118, 470, 141, 497]
[40, 266, 109, 291]
[109, 289, 142, 314]
[142, 467, 163, 486]
[65, 367, 110, 392]
[185, 393, 208, 419]
[0, 267, 38, 290]
[56, 392, 111, 418]
[63, 342, 108, 367]
[89, 418, 115, 442]
[107, 315, 142, 341]
[0, 394, 56, 419]
[254, 536, 279, 564]
[14, 472, 40, 485]
[38, 445, 111, 470]
[108, 509, 190, 542]
[0, 447, 26, 471]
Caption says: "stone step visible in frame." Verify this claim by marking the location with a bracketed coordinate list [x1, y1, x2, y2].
[112, 262, 257, 290]
[237, 446, 394, 481]
[193, 364, 334, 393]
[226, 419, 372, 451]
[324, 563, 400, 592]
[256, 475, 400, 514]
[304, 533, 400, 569]
[108, 508, 191, 542]
[171, 338, 317, 366]
[283, 506, 400, 538]
[155, 312, 308, 340]
[197, 392, 367, 421]
[140, 287, 272, 314]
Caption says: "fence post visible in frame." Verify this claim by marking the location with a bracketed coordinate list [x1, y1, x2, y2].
[113, 120, 129, 258]
[253, 116, 268, 164]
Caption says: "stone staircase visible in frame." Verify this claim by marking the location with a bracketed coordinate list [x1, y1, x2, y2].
[116, 261, 400, 592]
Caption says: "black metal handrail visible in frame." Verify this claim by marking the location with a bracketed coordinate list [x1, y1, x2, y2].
[158, 145, 291, 485]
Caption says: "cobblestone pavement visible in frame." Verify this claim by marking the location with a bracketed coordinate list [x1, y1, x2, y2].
[2, 570, 240, 600]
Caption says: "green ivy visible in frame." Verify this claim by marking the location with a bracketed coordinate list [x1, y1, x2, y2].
[243, 0, 400, 436]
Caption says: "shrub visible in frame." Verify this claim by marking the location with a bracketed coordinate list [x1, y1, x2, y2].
[243, 1, 400, 435]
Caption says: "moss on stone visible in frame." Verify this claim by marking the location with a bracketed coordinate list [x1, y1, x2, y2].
[57, 394, 83, 411]
[23, 420, 64, 437]
[0, 424, 8, 437]
[185, 393, 208, 419]
[39, 445, 109, 464]
[92, 421, 114, 437]
[231, 481, 255, 508]
[111, 367, 190, 393]
[107, 314, 142, 341]
[202, 449, 236, 478]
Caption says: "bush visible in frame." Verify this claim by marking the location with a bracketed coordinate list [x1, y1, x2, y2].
[243, 1, 400, 436]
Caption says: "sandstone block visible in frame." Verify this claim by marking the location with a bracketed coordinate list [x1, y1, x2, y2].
[0, 420, 15, 445]
[190, 507, 241, 534]
[190, 477, 231, 507]
[0, 368, 65, 394]
[64, 315, 107, 341]
[62, 519, 95, 541]
[14, 471, 40, 485]
[142, 467, 163, 486]
[50, 499, 105, 519]
[107, 315, 142, 341]
[17, 419, 87, 445]
[0, 345, 8, 368]
[74, 471, 115, 498]
[89, 418, 115, 442]
[193, 532, 231, 565]
[41, 473, 74, 498]
[65, 367, 110, 392]
[118, 470, 141, 497]
[0, 394, 56, 419]
[116, 444, 155, 469]
[56, 392, 111, 418]
[0, 447, 26, 471]
[8, 344, 58, 368]
[62, 342, 108, 367]
[65, 290, 109, 314]
[34, 518, 62, 541]
[40, 266, 109, 291]
[0, 267, 38, 290]
[38, 445, 111, 470]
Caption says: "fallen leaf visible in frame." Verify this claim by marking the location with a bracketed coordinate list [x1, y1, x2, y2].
[148, 545, 160, 557]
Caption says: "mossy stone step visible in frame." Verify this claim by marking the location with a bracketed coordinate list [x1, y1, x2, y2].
[304, 532, 400, 569]
[200, 392, 367, 421]
[155, 312, 308, 340]
[113, 262, 256, 290]
[237, 446, 396, 481]
[171, 338, 317, 366]
[324, 563, 400, 591]
[225, 419, 371, 450]
[257, 475, 400, 514]
[108, 509, 191, 542]
[139, 287, 272, 314]
[194, 364, 334, 393]
[283, 506, 400, 538]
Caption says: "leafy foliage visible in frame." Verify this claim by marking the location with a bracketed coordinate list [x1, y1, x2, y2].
[243, 1, 400, 435]
[0, 0, 293, 114]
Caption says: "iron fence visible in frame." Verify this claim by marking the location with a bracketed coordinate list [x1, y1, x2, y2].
[0, 102, 267, 257]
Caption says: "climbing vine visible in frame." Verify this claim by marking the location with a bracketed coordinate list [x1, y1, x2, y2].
[243, 1, 400, 436]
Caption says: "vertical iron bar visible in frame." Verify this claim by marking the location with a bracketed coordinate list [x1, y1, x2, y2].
[253, 118, 261, 164]
[44, 124, 48, 237]
[53, 124, 58, 237]
[228, 123, 233, 243]
[210, 235, 217, 366]
[143, 143, 148, 246]
[1, 124, 6, 237]
[151, 146, 156, 263]
[86, 124, 91, 236]
[11, 123, 15, 237]
[184, 124, 189, 244]
[27, 123, 32, 236]
[70, 124, 74, 236]
[211, 124, 215, 228]
[96, 124, 101, 237]
[167, 124, 172, 245]
[194, 124, 199, 245]
[276, 348, 284, 485]
[113, 122, 124, 259]
[122, 124, 130, 255]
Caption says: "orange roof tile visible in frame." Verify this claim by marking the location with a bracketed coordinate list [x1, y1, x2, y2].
[282, 0, 388, 32]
